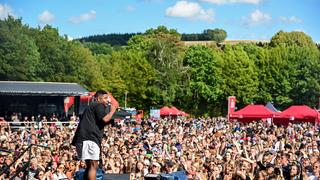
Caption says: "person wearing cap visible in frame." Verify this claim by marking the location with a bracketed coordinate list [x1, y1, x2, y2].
[71, 90, 117, 180]
[151, 162, 161, 174]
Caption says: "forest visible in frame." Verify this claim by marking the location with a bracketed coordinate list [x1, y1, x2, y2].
[1, 16, 320, 116]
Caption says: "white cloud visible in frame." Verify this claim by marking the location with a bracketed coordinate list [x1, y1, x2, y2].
[38, 10, 55, 24]
[0, 3, 14, 20]
[242, 9, 271, 26]
[279, 16, 302, 24]
[200, 0, 262, 5]
[69, 10, 96, 24]
[250, 10, 271, 23]
[166, 1, 214, 22]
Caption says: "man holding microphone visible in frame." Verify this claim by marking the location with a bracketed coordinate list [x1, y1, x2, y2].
[72, 90, 117, 180]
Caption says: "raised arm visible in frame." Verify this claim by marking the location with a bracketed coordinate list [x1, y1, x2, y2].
[102, 104, 116, 123]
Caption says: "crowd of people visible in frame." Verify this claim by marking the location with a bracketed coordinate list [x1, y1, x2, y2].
[0, 113, 320, 180]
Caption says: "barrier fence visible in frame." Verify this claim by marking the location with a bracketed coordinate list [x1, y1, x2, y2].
[1, 121, 77, 129]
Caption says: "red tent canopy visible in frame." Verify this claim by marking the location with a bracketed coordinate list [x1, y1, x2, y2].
[275, 105, 318, 124]
[180, 111, 190, 117]
[160, 106, 190, 117]
[230, 104, 277, 118]
[281, 105, 317, 119]
[170, 106, 182, 116]
[160, 106, 173, 116]
[170, 106, 190, 116]
[229, 104, 278, 123]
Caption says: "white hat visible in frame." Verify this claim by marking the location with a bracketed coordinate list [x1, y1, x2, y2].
[144, 159, 150, 166]
[152, 162, 161, 167]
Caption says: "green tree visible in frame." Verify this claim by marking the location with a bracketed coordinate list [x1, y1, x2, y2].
[63, 41, 104, 90]
[82, 42, 113, 55]
[27, 25, 68, 82]
[147, 27, 188, 105]
[269, 31, 320, 108]
[27, 25, 104, 90]
[0, 16, 40, 80]
[96, 52, 126, 94]
[120, 50, 157, 109]
[183, 45, 223, 116]
[264, 45, 293, 107]
[219, 45, 259, 107]
[202, 28, 227, 43]
[287, 45, 320, 107]
[95, 49, 157, 110]
[270, 31, 315, 47]
[241, 43, 272, 103]
[128, 26, 189, 106]
[127, 34, 152, 51]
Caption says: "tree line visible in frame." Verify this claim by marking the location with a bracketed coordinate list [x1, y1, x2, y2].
[78, 28, 227, 46]
[181, 28, 227, 43]
[78, 33, 140, 46]
[1, 16, 320, 116]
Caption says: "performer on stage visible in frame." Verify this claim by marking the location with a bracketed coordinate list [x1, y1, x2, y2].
[72, 90, 116, 180]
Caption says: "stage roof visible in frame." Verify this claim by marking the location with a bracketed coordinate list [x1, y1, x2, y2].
[0, 81, 88, 96]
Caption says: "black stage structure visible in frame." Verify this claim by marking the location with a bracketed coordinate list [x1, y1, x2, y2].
[0, 81, 88, 117]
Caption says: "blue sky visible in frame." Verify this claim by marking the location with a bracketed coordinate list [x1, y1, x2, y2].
[1, 0, 319, 42]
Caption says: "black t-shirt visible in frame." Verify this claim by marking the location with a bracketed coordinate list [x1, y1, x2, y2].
[72, 102, 109, 146]
[282, 165, 290, 180]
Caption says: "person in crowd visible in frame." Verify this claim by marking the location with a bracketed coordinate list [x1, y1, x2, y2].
[0, 113, 319, 180]
[52, 163, 67, 180]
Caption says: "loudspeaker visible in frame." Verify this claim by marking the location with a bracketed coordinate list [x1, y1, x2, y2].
[144, 174, 160, 180]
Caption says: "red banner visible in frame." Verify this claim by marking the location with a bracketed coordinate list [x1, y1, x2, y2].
[228, 96, 236, 113]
